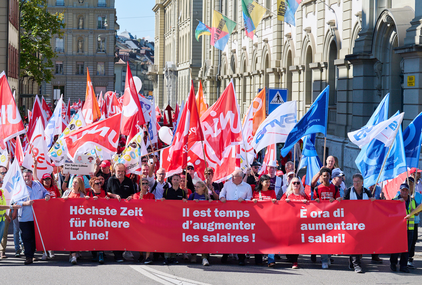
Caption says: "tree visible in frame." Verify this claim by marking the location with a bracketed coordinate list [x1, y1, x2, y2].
[20, 0, 65, 84]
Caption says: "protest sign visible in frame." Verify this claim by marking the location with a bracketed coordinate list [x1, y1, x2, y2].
[63, 163, 95, 175]
[34, 199, 407, 254]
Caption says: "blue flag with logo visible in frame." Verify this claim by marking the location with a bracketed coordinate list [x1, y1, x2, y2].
[355, 113, 406, 187]
[298, 135, 322, 186]
[403, 112, 422, 168]
[366, 93, 390, 126]
[281, 86, 329, 157]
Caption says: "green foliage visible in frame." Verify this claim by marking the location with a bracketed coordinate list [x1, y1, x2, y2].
[20, 0, 65, 84]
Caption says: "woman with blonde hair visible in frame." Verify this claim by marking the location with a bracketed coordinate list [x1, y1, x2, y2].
[62, 176, 86, 199]
[62, 176, 86, 265]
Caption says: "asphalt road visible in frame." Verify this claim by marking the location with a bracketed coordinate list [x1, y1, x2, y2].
[1, 230, 422, 284]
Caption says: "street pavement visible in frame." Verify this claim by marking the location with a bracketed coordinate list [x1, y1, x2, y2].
[1, 230, 422, 284]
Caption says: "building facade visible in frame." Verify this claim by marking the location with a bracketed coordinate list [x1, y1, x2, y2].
[44, 0, 117, 103]
[0, 0, 20, 103]
[149, 0, 203, 107]
[152, 0, 422, 182]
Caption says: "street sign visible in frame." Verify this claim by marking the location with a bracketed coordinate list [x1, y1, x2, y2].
[268, 89, 288, 114]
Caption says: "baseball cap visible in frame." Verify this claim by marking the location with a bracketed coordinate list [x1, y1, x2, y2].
[332, 168, 344, 179]
[400, 183, 409, 190]
[42, 173, 52, 180]
[267, 160, 278, 168]
[100, 160, 111, 167]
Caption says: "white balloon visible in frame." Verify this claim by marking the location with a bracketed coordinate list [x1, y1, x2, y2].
[133, 76, 143, 93]
[159, 126, 173, 145]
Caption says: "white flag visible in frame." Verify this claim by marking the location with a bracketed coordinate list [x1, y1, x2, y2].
[117, 131, 148, 174]
[45, 96, 63, 148]
[48, 110, 87, 166]
[251, 101, 297, 154]
[348, 112, 404, 149]
[22, 118, 53, 177]
[3, 159, 29, 205]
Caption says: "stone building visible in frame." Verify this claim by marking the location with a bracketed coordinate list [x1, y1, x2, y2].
[44, 0, 117, 103]
[181, 0, 422, 180]
[0, 0, 22, 104]
[149, 0, 203, 107]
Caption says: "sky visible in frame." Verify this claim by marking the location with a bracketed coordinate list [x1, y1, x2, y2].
[115, 0, 156, 41]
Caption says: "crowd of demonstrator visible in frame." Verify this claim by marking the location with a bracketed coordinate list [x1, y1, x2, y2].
[0, 153, 420, 273]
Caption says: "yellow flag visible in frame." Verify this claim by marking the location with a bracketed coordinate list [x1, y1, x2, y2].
[277, 0, 286, 21]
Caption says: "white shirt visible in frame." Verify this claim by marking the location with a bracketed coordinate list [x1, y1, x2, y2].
[415, 179, 422, 195]
[147, 176, 170, 199]
[219, 180, 252, 201]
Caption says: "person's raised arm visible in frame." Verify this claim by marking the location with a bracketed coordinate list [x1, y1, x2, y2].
[32, 158, 39, 181]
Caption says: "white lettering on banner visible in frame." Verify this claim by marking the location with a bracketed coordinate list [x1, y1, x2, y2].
[68, 126, 119, 147]
[202, 111, 241, 138]
[1, 105, 21, 124]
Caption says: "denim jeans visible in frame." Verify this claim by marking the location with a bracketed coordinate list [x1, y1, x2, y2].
[268, 254, 275, 264]
[13, 218, 22, 251]
[321, 254, 331, 264]
[0, 221, 5, 247]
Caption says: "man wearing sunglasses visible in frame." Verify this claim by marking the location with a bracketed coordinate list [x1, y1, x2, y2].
[245, 161, 261, 186]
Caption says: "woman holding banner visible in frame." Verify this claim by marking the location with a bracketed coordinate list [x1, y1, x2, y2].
[133, 176, 155, 264]
[253, 175, 276, 266]
[62, 176, 87, 265]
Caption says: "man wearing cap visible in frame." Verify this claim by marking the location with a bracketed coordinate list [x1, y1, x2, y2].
[245, 161, 261, 185]
[331, 168, 346, 197]
[219, 169, 252, 265]
[14, 168, 50, 265]
[391, 183, 416, 273]
[278, 171, 295, 199]
[343, 173, 374, 273]
[283, 161, 294, 187]
[266, 161, 283, 198]
[393, 176, 420, 269]
[186, 163, 201, 185]
[95, 160, 112, 186]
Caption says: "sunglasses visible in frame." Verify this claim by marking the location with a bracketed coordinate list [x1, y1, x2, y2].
[94, 182, 101, 185]
[142, 182, 148, 185]
[292, 182, 300, 185]
[204, 172, 212, 175]
[187, 167, 194, 170]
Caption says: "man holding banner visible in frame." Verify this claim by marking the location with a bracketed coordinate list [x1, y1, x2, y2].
[13, 167, 50, 265]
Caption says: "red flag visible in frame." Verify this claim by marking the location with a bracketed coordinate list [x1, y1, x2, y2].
[6, 138, 15, 157]
[382, 168, 417, 200]
[15, 136, 24, 166]
[172, 103, 179, 125]
[259, 144, 277, 175]
[0, 72, 25, 148]
[166, 81, 204, 177]
[155, 106, 162, 122]
[27, 96, 47, 140]
[121, 64, 146, 142]
[82, 68, 101, 124]
[105, 91, 122, 118]
[41, 96, 53, 120]
[98, 91, 106, 119]
[164, 105, 173, 127]
[196, 81, 208, 118]
[200, 81, 242, 180]
[63, 113, 121, 161]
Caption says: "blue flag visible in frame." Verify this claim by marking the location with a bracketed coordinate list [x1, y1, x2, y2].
[366, 93, 390, 126]
[298, 135, 322, 186]
[403, 112, 422, 168]
[281, 86, 329, 157]
[355, 124, 406, 187]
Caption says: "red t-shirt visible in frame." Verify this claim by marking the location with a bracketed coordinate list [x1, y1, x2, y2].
[45, 186, 61, 198]
[313, 184, 339, 200]
[281, 192, 309, 201]
[68, 192, 81, 198]
[253, 190, 276, 201]
[133, 192, 155, 200]
[88, 189, 107, 198]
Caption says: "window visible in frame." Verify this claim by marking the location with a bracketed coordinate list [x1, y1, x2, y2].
[77, 38, 83, 53]
[56, 0, 64, 6]
[55, 61, 63, 74]
[55, 38, 64, 52]
[97, 37, 106, 52]
[76, 62, 84, 75]
[78, 16, 84, 29]
[97, 62, 105, 75]
[97, 16, 106, 29]
[98, 0, 106, 7]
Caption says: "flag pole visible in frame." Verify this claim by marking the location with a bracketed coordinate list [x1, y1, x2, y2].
[201, 141, 209, 170]
[373, 143, 394, 195]
[323, 137, 327, 164]
[145, 123, 156, 153]
[293, 143, 296, 174]
[31, 205, 47, 256]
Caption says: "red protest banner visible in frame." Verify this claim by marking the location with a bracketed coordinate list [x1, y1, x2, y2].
[33, 199, 407, 254]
